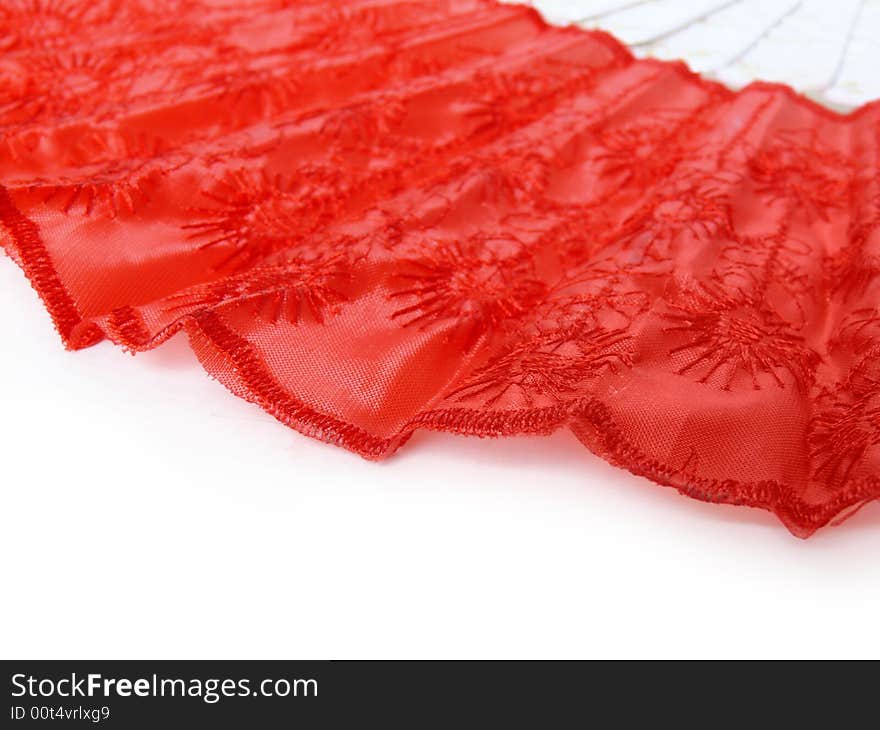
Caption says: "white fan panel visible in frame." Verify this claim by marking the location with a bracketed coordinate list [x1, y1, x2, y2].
[647, 1, 801, 73]
[580, 0, 739, 46]
[527, 0, 649, 23]
[716, 0, 863, 92]
[507, 0, 880, 110]
[826, 0, 880, 107]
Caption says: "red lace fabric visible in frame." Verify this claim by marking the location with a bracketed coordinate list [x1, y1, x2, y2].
[2, 0, 880, 537]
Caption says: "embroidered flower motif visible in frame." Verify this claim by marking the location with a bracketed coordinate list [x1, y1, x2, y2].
[460, 62, 597, 139]
[40, 176, 146, 217]
[593, 113, 689, 187]
[319, 96, 408, 151]
[612, 179, 733, 262]
[748, 132, 852, 221]
[0, 50, 121, 128]
[0, 0, 113, 52]
[830, 308, 880, 354]
[28, 151, 178, 217]
[809, 354, 880, 487]
[183, 166, 346, 270]
[184, 54, 302, 117]
[714, 233, 814, 322]
[288, 4, 384, 55]
[389, 234, 546, 342]
[439, 149, 554, 207]
[825, 223, 880, 301]
[446, 326, 632, 408]
[460, 69, 559, 137]
[165, 252, 351, 324]
[662, 283, 819, 390]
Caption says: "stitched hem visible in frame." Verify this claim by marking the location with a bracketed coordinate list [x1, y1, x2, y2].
[0, 187, 103, 348]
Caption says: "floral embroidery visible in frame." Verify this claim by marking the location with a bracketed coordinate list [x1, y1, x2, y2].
[748, 131, 853, 222]
[166, 252, 351, 324]
[461, 63, 600, 139]
[28, 152, 181, 217]
[447, 326, 632, 408]
[319, 96, 408, 152]
[611, 177, 733, 263]
[183, 167, 346, 270]
[809, 354, 880, 487]
[0, 0, 114, 52]
[389, 234, 545, 338]
[826, 222, 880, 301]
[663, 283, 819, 390]
[831, 308, 880, 354]
[1, 50, 122, 127]
[592, 109, 701, 187]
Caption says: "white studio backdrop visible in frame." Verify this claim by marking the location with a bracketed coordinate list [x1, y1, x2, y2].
[3, 1, 880, 660]
[3, 256, 880, 660]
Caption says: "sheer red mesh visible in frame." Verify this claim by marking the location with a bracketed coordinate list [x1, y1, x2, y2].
[3, 0, 880, 536]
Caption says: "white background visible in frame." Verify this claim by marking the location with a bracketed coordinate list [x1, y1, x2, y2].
[3, 255, 880, 660]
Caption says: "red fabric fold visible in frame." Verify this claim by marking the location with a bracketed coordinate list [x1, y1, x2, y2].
[3, 0, 880, 536]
